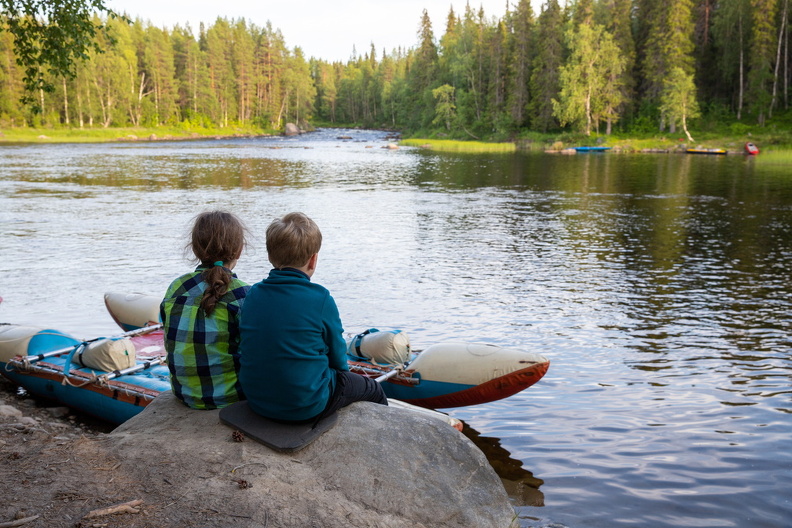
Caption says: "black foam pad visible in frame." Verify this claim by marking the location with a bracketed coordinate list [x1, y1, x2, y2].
[219, 401, 338, 453]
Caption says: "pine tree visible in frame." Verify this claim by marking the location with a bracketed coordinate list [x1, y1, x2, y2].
[508, 0, 535, 128]
[597, 0, 636, 127]
[747, 0, 778, 124]
[530, 0, 564, 131]
[406, 9, 439, 129]
[203, 18, 237, 127]
[712, 0, 752, 117]
[640, 0, 696, 130]
[0, 22, 25, 124]
[141, 24, 178, 125]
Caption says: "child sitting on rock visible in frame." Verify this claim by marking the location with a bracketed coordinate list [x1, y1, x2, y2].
[239, 212, 387, 423]
[160, 210, 250, 409]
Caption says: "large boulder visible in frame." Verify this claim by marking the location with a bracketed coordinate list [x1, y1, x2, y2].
[100, 392, 517, 527]
[284, 122, 301, 136]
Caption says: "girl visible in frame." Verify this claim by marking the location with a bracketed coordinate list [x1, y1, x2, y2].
[160, 210, 250, 409]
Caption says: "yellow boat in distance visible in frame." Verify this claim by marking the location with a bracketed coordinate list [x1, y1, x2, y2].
[686, 147, 727, 155]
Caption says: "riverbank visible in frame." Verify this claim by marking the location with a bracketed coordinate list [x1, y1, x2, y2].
[2, 125, 790, 162]
[403, 134, 790, 155]
[0, 125, 276, 144]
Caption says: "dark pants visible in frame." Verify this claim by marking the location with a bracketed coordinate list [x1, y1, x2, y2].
[267, 371, 387, 426]
[321, 370, 388, 419]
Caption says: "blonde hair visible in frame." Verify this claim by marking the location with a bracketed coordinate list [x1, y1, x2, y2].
[266, 212, 322, 269]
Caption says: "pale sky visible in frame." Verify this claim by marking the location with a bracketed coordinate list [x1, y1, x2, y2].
[107, 0, 520, 62]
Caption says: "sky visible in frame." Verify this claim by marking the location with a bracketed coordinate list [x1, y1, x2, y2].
[106, 0, 519, 63]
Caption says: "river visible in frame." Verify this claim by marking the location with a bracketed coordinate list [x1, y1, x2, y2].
[1, 128, 790, 527]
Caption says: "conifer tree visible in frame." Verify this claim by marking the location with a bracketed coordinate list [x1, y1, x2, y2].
[640, 0, 696, 131]
[530, 0, 564, 131]
[597, 0, 636, 126]
[747, 0, 778, 124]
[407, 9, 439, 129]
[508, 0, 535, 128]
[712, 0, 752, 118]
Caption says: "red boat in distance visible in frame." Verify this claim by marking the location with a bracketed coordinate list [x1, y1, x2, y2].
[745, 142, 760, 155]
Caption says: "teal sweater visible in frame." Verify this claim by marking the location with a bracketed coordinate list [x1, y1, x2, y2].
[238, 268, 349, 421]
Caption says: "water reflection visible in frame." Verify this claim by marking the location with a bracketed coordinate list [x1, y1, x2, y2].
[462, 423, 545, 507]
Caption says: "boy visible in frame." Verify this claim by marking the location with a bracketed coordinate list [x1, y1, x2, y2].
[238, 212, 387, 423]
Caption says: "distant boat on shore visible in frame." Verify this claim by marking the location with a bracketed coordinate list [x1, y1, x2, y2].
[574, 146, 611, 152]
[686, 147, 727, 155]
[744, 142, 760, 155]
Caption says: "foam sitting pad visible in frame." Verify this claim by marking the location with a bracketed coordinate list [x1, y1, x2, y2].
[218, 400, 338, 453]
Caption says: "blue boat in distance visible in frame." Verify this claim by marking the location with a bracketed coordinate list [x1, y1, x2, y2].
[574, 146, 612, 152]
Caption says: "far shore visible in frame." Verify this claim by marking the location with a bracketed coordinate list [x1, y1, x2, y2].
[0, 126, 276, 144]
[1, 126, 789, 159]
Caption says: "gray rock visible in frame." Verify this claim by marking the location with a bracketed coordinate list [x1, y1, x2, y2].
[284, 122, 301, 136]
[44, 406, 71, 418]
[0, 405, 22, 418]
[109, 392, 516, 527]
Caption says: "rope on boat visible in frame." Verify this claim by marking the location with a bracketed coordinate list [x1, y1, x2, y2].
[61, 370, 99, 388]
[348, 363, 418, 385]
[10, 323, 164, 366]
[95, 356, 167, 385]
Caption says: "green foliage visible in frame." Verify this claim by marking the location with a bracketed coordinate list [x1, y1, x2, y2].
[660, 66, 700, 140]
[1, 0, 790, 141]
[553, 23, 626, 136]
[0, 13, 315, 131]
[431, 84, 456, 130]
[400, 137, 516, 152]
[0, 0, 126, 111]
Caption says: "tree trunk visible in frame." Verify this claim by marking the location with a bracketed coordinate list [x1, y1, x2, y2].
[682, 112, 694, 142]
[785, 12, 789, 109]
[738, 13, 744, 120]
[76, 87, 84, 128]
[770, 0, 788, 117]
[585, 88, 592, 136]
[62, 77, 69, 126]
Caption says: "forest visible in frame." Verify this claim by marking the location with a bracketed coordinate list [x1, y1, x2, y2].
[0, 0, 790, 141]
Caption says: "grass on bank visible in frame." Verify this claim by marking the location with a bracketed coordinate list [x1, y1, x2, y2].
[0, 124, 275, 143]
[400, 138, 516, 153]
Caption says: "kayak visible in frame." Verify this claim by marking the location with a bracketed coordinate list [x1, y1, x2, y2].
[0, 324, 169, 424]
[574, 146, 611, 152]
[0, 293, 549, 424]
[686, 147, 727, 155]
[104, 292, 550, 409]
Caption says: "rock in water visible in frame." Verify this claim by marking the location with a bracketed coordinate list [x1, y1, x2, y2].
[284, 122, 301, 136]
[107, 392, 516, 527]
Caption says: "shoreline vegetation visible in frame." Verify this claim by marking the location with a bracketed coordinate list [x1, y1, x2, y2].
[2, 125, 791, 163]
[0, 124, 277, 143]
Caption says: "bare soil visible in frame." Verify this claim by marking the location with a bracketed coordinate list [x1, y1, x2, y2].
[0, 377, 198, 528]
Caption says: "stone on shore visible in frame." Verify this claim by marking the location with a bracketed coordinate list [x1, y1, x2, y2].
[104, 392, 517, 527]
[284, 122, 301, 136]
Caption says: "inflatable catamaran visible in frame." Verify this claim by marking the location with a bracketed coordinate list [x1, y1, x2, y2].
[0, 293, 549, 424]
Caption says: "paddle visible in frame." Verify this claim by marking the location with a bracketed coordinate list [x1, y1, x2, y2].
[375, 369, 401, 383]
[95, 355, 167, 383]
[20, 323, 163, 364]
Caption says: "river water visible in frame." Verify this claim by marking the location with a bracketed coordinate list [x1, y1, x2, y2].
[1, 128, 790, 527]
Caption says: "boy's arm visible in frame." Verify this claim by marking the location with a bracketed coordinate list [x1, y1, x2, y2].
[323, 294, 350, 372]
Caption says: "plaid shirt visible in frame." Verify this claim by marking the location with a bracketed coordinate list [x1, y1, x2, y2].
[160, 267, 249, 410]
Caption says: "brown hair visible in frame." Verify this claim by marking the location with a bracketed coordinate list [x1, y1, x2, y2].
[188, 211, 247, 316]
[266, 212, 322, 269]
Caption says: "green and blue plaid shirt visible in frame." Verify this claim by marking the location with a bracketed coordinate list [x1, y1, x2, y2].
[160, 267, 250, 410]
